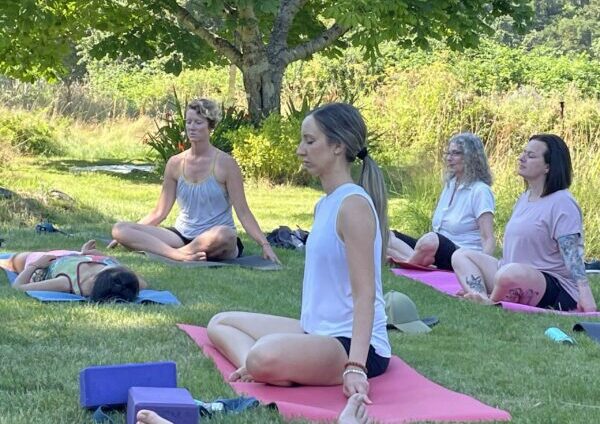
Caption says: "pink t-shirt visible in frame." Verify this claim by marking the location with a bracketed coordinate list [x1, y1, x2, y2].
[499, 189, 583, 302]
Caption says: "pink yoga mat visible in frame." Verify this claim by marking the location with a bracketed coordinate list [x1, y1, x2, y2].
[178, 324, 510, 423]
[392, 268, 600, 317]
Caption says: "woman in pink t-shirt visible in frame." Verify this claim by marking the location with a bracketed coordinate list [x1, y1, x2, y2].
[451, 134, 597, 312]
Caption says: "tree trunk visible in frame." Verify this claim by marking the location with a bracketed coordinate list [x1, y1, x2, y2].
[241, 62, 284, 124]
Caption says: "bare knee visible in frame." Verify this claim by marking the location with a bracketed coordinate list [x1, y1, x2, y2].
[451, 247, 474, 269]
[495, 264, 524, 289]
[246, 340, 282, 382]
[415, 232, 438, 254]
[213, 226, 236, 246]
[207, 311, 233, 334]
[111, 221, 133, 241]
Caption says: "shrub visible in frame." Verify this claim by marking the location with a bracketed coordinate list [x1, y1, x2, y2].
[231, 114, 309, 184]
[0, 109, 63, 156]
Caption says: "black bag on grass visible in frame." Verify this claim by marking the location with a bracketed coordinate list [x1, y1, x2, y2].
[266, 226, 309, 250]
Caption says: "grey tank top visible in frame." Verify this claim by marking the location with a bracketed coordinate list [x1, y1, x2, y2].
[174, 152, 236, 239]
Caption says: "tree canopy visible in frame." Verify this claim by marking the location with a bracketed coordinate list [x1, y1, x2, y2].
[0, 0, 533, 121]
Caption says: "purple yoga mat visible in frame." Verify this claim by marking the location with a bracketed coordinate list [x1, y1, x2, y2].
[392, 268, 600, 317]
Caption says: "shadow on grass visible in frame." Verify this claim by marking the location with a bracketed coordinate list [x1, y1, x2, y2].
[44, 158, 163, 185]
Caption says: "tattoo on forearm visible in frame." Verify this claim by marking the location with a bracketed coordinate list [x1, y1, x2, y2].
[557, 234, 587, 282]
[466, 274, 486, 294]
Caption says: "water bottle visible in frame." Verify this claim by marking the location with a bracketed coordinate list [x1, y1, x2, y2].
[195, 400, 224, 413]
[544, 327, 575, 345]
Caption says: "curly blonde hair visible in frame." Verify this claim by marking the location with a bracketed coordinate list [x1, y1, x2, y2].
[444, 132, 492, 186]
[187, 98, 222, 129]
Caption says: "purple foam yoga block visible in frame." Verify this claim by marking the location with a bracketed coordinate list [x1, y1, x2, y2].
[127, 387, 199, 424]
[79, 361, 177, 408]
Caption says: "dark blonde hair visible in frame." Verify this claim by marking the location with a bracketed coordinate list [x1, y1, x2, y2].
[308, 103, 389, 260]
[186, 98, 222, 129]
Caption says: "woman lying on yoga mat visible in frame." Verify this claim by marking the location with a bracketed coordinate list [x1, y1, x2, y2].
[110, 98, 278, 263]
[387, 132, 495, 270]
[207, 103, 390, 399]
[452, 134, 597, 312]
[135, 393, 372, 424]
[1, 240, 146, 301]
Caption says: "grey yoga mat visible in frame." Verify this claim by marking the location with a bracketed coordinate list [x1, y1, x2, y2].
[141, 251, 281, 271]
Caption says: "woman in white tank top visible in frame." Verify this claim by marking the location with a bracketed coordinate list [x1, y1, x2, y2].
[207, 103, 391, 401]
[109, 98, 279, 263]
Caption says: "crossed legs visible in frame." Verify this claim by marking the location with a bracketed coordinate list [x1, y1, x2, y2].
[207, 311, 348, 386]
[451, 249, 546, 306]
[111, 222, 237, 261]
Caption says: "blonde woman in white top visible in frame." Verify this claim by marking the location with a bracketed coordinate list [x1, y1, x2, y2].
[388, 133, 495, 270]
[207, 103, 391, 400]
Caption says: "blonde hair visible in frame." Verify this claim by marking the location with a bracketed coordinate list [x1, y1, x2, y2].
[186, 98, 222, 129]
[309, 103, 389, 261]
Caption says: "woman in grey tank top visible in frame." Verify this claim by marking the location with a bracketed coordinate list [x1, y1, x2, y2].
[109, 98, 279, 264]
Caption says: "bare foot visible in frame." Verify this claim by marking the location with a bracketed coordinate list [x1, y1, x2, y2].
[464, 292, 494, 305]
[81, 239, 96, 252]
[136, 410, 173, 424]
[339, 393, 371, 424]
[176, 242, 207, 262]
[455, 289, 466, 297]
[229, 366, 254, 382]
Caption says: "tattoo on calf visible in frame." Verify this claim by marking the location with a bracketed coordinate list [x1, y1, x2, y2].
[466, 274, 486, 294]
[557, 234, 587, 282]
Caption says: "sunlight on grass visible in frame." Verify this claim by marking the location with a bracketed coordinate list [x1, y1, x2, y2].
[1, 131, 600, 423]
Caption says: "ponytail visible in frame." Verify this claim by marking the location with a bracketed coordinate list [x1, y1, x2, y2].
[359, 155, 389, 260]
[309, 103, 389, 262]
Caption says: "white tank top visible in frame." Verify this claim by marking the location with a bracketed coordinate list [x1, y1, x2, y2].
[300, 183, 391, 358]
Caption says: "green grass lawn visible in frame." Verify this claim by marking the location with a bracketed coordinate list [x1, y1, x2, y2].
[1, 151, 599, 423]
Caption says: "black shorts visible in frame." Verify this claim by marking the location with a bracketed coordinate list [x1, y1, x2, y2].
[392, 230, 458, 271]
[536, 272, 577, 311]
[165, 227, 244, 258]
[335, 337, 390, 379]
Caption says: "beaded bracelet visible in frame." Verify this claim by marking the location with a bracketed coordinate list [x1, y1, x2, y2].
[342, 368, 368, 379]
[344, 361, 368, 373]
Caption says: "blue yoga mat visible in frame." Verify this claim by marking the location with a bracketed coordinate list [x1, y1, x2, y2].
[1, 252, 180, 305]
[25, 289, 180, 304]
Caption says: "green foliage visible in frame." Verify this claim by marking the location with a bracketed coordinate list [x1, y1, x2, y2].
[0, 0, 533, 122]
[145, 92, 187, 175]
[0, 109, 64, 156]
[210, 106, 252, 153]
[231, 114, 309, 184]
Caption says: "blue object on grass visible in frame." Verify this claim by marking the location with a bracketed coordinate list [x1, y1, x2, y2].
[127, 387, 198, 424]
[80, 361, 177, 408]
[545, 327, 576, 345]
[25, 289, 181, 305]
